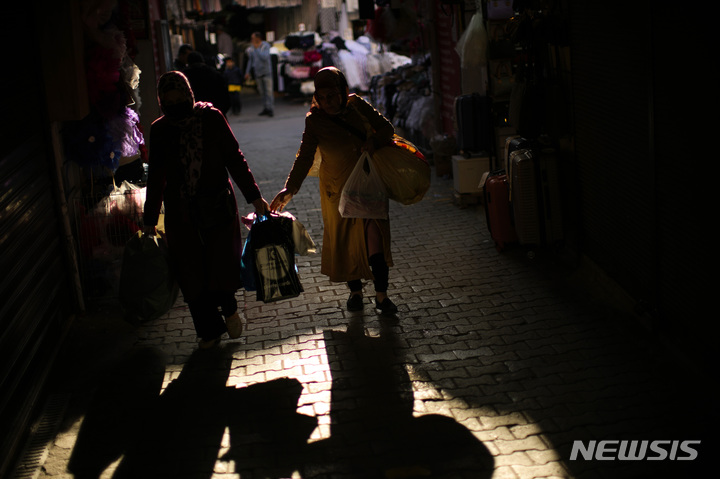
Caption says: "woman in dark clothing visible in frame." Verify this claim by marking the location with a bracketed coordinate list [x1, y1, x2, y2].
[143, 71, 269, 349]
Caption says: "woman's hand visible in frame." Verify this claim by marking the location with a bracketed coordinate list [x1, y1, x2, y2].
[270, 188, 295, 212]
[252, 197, 271, 215]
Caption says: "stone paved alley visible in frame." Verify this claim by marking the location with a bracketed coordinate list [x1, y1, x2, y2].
[12, 92, 715, 479]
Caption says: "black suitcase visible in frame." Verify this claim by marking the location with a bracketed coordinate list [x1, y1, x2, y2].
[455, 94, 490, 155]
[509, 146, 563, 247]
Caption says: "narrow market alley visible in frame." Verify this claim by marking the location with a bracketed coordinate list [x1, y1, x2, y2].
[12, 93, 713, 479]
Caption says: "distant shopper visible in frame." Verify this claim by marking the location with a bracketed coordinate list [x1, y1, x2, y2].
[215, 24, 234, 58]
[223, 57, 243, 116]
[183, 51, 230, 116]
[244, 32, 274, 117]
[270, 67, 398, 315]
[143, 71, 270, 349]
[173, 44, 192, 71]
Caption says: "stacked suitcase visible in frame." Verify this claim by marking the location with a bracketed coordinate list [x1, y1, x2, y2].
[483, 136, 563, 251]
[509, 144, 563, 247]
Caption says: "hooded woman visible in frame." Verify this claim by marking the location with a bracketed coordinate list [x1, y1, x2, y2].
[270, 67, 398, 315]
[143, 71, 270, 348]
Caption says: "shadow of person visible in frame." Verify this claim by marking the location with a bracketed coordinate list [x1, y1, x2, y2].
[303, 317, 494, 478]
[221, 377, 318, 478]
[67, 347, 166, 479]
[111, 346, 233, 479]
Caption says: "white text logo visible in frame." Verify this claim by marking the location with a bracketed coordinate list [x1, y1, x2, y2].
[570, 440, 701, 461]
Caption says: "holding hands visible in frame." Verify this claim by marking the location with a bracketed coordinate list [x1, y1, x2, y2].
[252, 196, 271, 215]
[270, 187, 296, 212]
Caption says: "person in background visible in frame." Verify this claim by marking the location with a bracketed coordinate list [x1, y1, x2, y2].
[143, 71, 270, 349]
[244, 32, 274, 117]
[223, 57, 243, 116]
[270, 67, 398, 315]
[215, 24, 234, 58]
[183, 51, 230, 116]
[173, 44, 192, 71]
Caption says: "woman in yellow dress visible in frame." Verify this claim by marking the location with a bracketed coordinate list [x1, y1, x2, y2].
[270, 67, 398, 314]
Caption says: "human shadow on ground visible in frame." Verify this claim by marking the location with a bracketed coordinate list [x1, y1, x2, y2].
[65, 316, 493, 478]
[67, 345, 231, 479]
[301, 316, 494, 478]
[66, 346, 166, 479]
[66, 345, 316, 479]
[221, 377, 318, 477]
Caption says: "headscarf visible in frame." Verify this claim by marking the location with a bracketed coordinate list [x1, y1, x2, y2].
[312, 67, 350, 110]
[157, 71, 210, 198]
[157, 70, 195, 115]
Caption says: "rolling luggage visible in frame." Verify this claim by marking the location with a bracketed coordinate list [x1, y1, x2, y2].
[509, 149, 541, 245]
[504, 136, 530, 174]
[483, 170, 517, 251]
[509, 147, 563, 246]
[455, 94, 491, 155]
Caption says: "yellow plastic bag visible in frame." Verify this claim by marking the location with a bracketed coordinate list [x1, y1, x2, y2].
[373, 136, 431, 205]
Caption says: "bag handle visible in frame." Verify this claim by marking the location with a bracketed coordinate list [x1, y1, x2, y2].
[327, 114, 367, 142]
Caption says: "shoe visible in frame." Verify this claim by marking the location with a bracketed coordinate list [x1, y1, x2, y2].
[226, 312, 244, 339]
[258, 109, 269, 116]
[267, 110, 274, 117]
[375, 297, 398, 315]
[346, 294, 364, 311]
[198, 336, 222, 349]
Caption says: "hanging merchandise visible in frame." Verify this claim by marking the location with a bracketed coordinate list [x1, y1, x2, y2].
[66, 3, 146, 186]
[455, 11, 488, 68]
[487, 0, 515, 20]
[95, 180, 146, 218]
[63, 113, 122, 173]
[487, 21, 515, 59]
[491, 61, 515, 99]
[106, 107, 145, 161]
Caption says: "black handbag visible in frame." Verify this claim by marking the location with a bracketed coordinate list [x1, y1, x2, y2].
[119, 232, 179, 324]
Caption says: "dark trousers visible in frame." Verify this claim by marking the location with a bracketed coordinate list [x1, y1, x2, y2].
[229, 90, 241, 114]
[347, 253, 389, 293]
[187, 291, 237, 341]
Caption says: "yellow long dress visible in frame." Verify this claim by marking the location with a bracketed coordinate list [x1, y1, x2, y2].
[284, 94, 395, 283]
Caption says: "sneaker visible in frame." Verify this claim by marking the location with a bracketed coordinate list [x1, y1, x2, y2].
[267, 110, 274, 117]
[375, 297, 398, 315]
[258, 109, 269, 116]
[346, 294, 364, 311]
[226, 312, 244, 339]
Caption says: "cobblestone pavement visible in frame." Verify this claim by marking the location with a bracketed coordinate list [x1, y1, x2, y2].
[18, 93, 714, 479]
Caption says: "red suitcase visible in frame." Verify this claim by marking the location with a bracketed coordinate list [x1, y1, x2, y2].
[483, 171, 517, 252]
